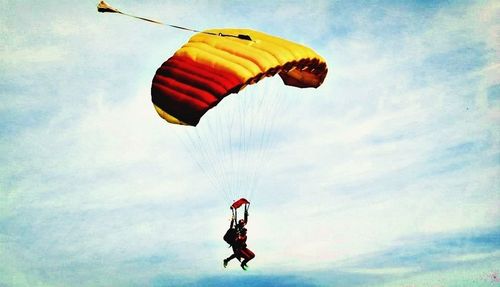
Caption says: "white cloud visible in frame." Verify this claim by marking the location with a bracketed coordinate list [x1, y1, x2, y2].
[438, 250, 500, 263]
[2, 45, 68, 65]
[341, 266, 417, 275]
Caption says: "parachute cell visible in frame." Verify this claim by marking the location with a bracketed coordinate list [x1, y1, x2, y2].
[151, 28, 328, 126]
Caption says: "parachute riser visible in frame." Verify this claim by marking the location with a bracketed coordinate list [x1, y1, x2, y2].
[231, 202, 250, 224]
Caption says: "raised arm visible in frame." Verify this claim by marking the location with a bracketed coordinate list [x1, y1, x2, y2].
[243, 205, 249, 224]
[230, 208, 235, 228]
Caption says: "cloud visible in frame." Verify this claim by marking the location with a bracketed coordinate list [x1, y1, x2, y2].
[2, 45, 68, 66]
[341, 267, 417, 276]
[438, 250, 500, 263]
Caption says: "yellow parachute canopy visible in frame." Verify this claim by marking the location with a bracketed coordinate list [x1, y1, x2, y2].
[152, 28, 328, 126]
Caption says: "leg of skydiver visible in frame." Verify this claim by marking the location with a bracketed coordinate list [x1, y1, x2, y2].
[223, 254, 236, 268]
[239, 248, 255, 270]
[223, 248, 241, 268]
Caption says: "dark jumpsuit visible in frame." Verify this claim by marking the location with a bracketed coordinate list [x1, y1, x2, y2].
[225, 212, 255, 267]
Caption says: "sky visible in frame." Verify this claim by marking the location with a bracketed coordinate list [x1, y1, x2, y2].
[0, 0, 499, 286]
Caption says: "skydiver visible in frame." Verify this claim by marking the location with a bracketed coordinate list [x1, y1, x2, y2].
[223, 210, 255, 270]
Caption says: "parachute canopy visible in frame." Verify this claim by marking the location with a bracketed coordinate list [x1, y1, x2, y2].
[152, 28, 328, 126]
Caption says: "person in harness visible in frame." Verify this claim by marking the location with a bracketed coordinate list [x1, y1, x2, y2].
[223, 198, 255, 270]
